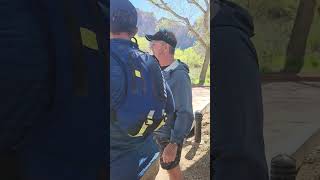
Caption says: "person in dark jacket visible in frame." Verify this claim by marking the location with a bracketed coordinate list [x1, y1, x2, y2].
[146, 30, 194, 180]
[212, 0, 269, 179]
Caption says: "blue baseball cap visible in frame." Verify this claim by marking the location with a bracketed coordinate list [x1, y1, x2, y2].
[109, 0, 138, 33]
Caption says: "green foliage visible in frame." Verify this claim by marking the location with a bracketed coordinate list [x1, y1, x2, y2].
[307, 14, 320, 53]
[301, 53, 320, 73]
[232, 0, 320, 73]
[258, 53, 320, 73]
[231, 0, 297, 19]
[175, 47, 210, 86]
[135, 35, 151, 53]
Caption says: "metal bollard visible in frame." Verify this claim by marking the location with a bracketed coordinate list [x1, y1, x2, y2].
[194, 111, 203, 143]
[270, 154, 297, 180]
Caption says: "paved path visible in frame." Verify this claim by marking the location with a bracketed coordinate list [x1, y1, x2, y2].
[262, 82, 320, 168]
[191, 87, 210, 113]
[155, 87, 210, 180]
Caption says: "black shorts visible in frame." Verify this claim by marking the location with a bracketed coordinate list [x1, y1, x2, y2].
[156, 138, 183, 170]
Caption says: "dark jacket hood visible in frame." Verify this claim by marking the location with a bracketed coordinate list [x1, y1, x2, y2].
[212, 0, 255, 37]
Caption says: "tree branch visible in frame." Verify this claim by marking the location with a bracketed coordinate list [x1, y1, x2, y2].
[186, 0, 206, 14]
[158, 18, 185, 28]
[191, 0, 209, 30]
[204, 0, 209, 10]
[203, 11, 209, 30]
[148, 0, 208, 48]
[165, 18, 185, 25]
[148, 1, 167, 10]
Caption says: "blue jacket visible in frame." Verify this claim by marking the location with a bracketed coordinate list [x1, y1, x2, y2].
[155, 60, 194, 144]
[110, 39, 175, 179]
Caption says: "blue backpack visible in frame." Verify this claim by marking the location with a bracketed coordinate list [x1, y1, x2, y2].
[111, 45, 174, 137]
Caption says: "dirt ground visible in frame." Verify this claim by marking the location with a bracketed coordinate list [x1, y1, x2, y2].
[155, 106, 210, 180]
[296, 145, 320, 180]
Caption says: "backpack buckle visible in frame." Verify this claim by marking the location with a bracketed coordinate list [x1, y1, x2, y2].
[146, 110, 155, 125]
[145, 119, 153, 125]
[128, 110, 155, 137]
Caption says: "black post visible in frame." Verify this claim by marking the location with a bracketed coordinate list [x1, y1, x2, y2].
[194, 111, 203, 143]
[270, 154, 297, 180]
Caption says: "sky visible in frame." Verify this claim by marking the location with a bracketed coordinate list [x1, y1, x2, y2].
[129, 0, 205, 24]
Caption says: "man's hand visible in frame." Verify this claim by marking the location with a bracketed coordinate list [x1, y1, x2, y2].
[162, 143, 178, 163]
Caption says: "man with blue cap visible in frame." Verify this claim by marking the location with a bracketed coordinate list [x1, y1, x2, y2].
[109, 0, 175, 179]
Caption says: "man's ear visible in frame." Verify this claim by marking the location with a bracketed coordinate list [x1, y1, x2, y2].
[165, 44, 171, 52]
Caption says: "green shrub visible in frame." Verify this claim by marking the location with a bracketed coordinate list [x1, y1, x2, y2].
[232, 0, 319, 74]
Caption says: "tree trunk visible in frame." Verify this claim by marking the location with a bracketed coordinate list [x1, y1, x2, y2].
[198, 47, 210, 85]
[283, 0, 317, 73]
